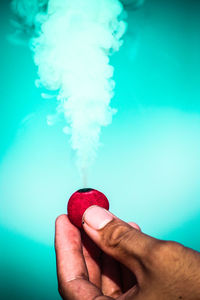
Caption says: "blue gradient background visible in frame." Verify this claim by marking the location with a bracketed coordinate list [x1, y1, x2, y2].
[0, 0, 200, 299]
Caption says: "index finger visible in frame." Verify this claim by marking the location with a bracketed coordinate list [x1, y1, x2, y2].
[55, 215, 111, 300]
[55, 215, 89, 289]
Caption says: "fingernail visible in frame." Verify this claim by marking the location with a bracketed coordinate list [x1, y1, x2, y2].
[83, 205, 113, 230]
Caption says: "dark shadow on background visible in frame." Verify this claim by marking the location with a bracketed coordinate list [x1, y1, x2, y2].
[0, 225, 61, 300]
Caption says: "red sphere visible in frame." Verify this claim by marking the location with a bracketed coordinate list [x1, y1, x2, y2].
[67, 188, 109, 228]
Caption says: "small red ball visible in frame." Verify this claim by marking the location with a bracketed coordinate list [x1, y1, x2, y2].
[67, 188, 109, 228]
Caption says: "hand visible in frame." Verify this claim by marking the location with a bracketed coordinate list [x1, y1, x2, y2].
[55, 206, 200, 300]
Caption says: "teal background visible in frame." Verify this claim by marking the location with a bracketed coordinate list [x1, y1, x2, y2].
[0, 0, 200, 299]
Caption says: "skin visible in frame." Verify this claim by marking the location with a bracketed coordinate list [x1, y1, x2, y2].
[55, 210, 200, 300]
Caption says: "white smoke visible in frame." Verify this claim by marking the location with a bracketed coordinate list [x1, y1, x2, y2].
[11, 0, 127, 182]
[10, 0, 48, 40]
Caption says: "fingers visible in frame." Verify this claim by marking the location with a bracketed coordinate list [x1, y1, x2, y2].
[101, 222, 141, 298]
[55, 215, 89, 287]
[128, 222, 141, 232]
[120, 264, 137, 293]
[82, 206, 157, 279]
[81, 231, 101, 288]
[55, 215, 113, 300]
[59, 278, 113, 300]
[120, 222, 141, 292]
[101, 253, 122, 299]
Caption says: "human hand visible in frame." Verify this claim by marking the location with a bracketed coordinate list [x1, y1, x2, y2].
[55, 206, 200, 300]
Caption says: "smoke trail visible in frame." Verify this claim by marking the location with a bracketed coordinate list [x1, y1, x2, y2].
[11, 0, 48, 41]
[11, 0, 127, 182]
[121, 0, 144, 10]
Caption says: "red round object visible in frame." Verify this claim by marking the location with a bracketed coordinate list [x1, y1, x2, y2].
[67, 188, 109, 228]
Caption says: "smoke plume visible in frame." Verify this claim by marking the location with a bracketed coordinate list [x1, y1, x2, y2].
[11, 0, 127, 182]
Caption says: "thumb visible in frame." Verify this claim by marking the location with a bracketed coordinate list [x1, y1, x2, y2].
[82, 205, 157, 275]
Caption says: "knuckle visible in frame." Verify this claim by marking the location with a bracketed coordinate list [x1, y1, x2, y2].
[149, 240, 185, 265]
[160, 241, 184, 255]
[101, 220, 134, 250]
[165, 241, 186, 260]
